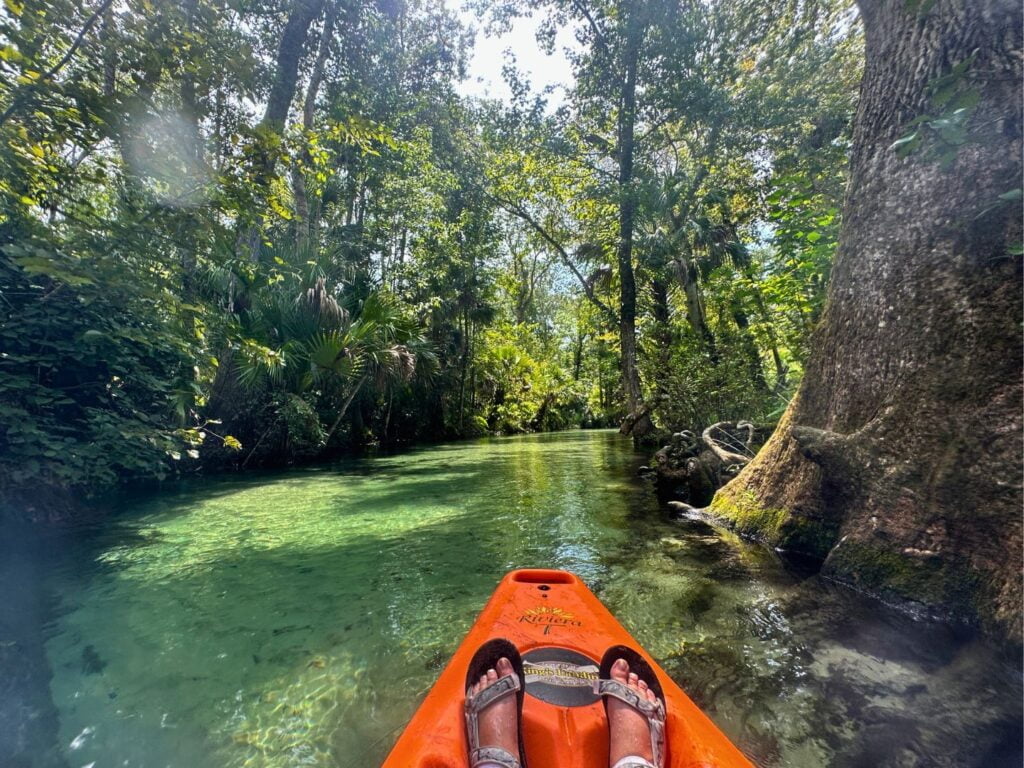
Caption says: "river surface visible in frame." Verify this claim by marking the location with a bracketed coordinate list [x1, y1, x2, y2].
[6, 430, 1022, 767]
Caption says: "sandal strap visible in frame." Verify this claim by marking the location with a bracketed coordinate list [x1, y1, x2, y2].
[470, 746, 521, 768]
[465, 673, 520, 714]
[594, 679, 666, 768]
[594, 679, 664, 717]
[464, 674, 522, 758]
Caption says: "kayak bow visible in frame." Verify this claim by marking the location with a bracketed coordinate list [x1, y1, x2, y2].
[382, 569, 753, 768]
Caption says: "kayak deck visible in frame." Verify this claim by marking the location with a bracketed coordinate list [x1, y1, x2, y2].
[382, 569, 752, 768]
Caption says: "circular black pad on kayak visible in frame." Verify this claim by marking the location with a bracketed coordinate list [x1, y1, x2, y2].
[522, 647, 600, 707]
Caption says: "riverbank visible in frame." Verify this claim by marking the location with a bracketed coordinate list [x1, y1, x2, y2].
[646, 418, 1023, 646]
[3, 431, 1020, 767]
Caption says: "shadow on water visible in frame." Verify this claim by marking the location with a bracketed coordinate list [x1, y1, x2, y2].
[0, 529, 73, 768]
[44, 516, 535, 765]
[3, 430, 1021, 768]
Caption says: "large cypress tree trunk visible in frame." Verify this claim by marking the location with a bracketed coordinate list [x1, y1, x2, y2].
[711, 0, 1022, 640]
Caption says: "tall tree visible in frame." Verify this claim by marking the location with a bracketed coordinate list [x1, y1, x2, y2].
[712, 0, 1023, 640]
[613, 2, 653, 438]
[240, 0, 327, 258]
[291, 0, 338, 251]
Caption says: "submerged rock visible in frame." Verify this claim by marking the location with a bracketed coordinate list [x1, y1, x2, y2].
[81, 645, 106, 676]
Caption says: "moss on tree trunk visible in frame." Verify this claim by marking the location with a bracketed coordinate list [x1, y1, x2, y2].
[711, 0, 1023, 641]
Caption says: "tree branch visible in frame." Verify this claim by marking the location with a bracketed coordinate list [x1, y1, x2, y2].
[0, 0, 117, 127]
[302, 0, 338, 130]
[570, 0, 607, 50]
[568, 0, 625, 89]
[492, 194, 619, 326]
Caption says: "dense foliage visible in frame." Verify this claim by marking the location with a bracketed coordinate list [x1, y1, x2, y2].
[0, 0, 861, 508]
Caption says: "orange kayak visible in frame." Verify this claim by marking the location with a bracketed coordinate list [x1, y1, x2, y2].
[382, 569, 753, 768]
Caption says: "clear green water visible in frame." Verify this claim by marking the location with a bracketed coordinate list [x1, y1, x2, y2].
[16, 431, 1024, 767]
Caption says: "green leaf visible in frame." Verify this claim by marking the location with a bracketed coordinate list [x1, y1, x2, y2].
[951, 88, 980, 112]
[891, 132, 920, 157]
[14, 255, 95, 285]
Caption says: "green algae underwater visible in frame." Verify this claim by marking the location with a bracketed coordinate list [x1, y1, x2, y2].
[15, 431, 1023, 767]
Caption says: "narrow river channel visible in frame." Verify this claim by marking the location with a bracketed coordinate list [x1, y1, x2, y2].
[8, 431, 1022, 767]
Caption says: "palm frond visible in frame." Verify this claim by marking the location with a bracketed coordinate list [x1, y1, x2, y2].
[297, 276, 348, 329]
[306, 330, 357, 374]
[236, 340, 287, 391]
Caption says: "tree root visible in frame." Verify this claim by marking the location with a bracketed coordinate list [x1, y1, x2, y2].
[652, 420, 767, 506]
[790, 425, 866, 494]
[702, 421, 756, 465]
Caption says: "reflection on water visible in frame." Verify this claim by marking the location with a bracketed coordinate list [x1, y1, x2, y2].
[9, 431, 1022, 767]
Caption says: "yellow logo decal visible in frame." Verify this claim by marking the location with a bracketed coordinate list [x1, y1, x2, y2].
[518, 605, 583, 628]
[522, 606, 576, 620]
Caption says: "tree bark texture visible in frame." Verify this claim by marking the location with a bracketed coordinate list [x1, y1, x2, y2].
[677, 256, 718, 359]
[263, 0, 326, 134]
[711, 0, 1023, 640]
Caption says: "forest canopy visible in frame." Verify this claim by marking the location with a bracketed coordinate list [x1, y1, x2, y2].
[0, 0, 862, 507]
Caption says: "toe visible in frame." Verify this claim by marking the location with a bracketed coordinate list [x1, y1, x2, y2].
[480, 673, 489, 689]
[647, 688, 658, 703]
[638, 679, 648, 692]
[496, 657, 513, 678]
[611, 658, 629, 683]
[486, 668, 498, 683]
[628, 672, 639, 689]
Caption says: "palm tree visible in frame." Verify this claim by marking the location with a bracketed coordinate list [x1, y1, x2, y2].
[309, 291, 435, 442]
[230, 246, 435, 450]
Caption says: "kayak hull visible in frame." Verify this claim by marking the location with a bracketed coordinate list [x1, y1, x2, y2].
[382, 569, 752, 768]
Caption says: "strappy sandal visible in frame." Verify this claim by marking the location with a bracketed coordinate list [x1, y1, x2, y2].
[595, 645, 668, 768]
[464, 638, 528, 768]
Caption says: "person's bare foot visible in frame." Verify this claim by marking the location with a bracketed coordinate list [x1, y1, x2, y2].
[468, 656, 520, 762]
[607, 657, 659, 766]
